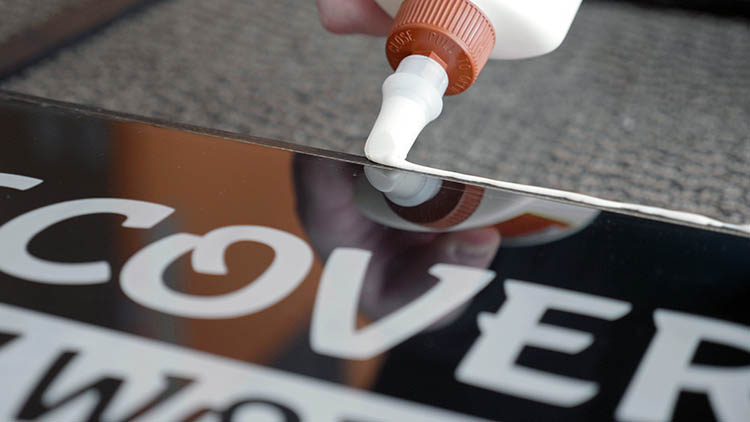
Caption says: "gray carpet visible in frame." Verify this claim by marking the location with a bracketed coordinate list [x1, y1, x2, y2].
[2, 0, 749, 225]
[0, 0, 82, 42]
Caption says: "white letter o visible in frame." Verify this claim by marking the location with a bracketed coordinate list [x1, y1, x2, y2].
[120, 226, 313, 319]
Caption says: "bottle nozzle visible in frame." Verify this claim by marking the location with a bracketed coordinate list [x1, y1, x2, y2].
[365, 0, 495, 164]
[365, 54, 448, 163]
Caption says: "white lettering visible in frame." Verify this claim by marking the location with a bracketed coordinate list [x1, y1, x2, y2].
[0, 172, 42, 191]
[0, 198, 173, 284]
[616, 309, 750, 422]
[0, 303, 478, 421]
[456, 280, 631, 406]
[120, 226, 313, 319]
[310, 248, 495, 359]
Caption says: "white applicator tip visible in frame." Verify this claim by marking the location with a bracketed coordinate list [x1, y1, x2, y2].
[364, 166, 442, 206]
[365, 54, 449, 165]
[364, 131, 398, 163]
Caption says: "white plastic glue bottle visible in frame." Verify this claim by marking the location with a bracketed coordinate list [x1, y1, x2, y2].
[366, 0, 583, 163]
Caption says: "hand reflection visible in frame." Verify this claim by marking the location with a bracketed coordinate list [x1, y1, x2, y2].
[293, 156, 500, 320]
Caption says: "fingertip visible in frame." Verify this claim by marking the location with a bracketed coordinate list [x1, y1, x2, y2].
[452, 227, 502, 247]
[316, 0, 392, 36]
[447, 227, 501, 266]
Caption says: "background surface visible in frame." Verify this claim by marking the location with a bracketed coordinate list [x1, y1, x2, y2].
[1, 0, 748, 225]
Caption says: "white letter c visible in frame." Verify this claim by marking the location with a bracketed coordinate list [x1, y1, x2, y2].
[0, 198, 174, 284]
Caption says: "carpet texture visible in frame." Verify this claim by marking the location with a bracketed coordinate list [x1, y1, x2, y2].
[0, 0, 83, 42]
[1, 0, 748, 224]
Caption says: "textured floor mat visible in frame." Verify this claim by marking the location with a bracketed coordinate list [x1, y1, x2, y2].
[0, 0, 83, 43]
[1, 0, 748, 224]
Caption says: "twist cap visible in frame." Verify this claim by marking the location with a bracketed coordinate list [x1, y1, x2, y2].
[386, 0, 496, 95]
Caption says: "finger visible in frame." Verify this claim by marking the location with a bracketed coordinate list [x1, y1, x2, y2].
[315, 0, 392, 36]
[439, 228, 502, 269]
[387, 228, 501, 290]
[361, 227, 501, 319]
[292, 156, 381, 258]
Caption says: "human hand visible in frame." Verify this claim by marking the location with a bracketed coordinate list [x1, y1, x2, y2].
[293, 156, 500, 320]
[315, 0, 393, 36]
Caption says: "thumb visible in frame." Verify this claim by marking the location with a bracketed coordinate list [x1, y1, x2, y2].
[417, 227, 502, 329]
[437, 227, 502, 269]
[316, 0, 392, 36]
[363, 227, 500, 319]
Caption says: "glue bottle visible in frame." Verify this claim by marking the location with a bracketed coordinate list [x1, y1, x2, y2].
[365, 0, 583, 163]
[357, 167, 599, 246]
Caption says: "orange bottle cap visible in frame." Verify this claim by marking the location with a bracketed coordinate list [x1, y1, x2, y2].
[385, 0, 496, 95]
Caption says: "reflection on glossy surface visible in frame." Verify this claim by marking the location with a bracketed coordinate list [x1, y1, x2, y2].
[358, 166, 600, 246]
[0, 95, 749, 421]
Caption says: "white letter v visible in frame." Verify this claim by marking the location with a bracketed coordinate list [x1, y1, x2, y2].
[311, 248, 495, 360]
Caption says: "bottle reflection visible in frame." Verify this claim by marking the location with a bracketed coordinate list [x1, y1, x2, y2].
[293, 158, 501, 319]
[357, 166, 599, 246]
[293, 156, 502, 388]
[292, 157, 601, 392]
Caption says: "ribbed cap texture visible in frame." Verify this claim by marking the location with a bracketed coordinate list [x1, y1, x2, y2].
[387, 0, 496, 94]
